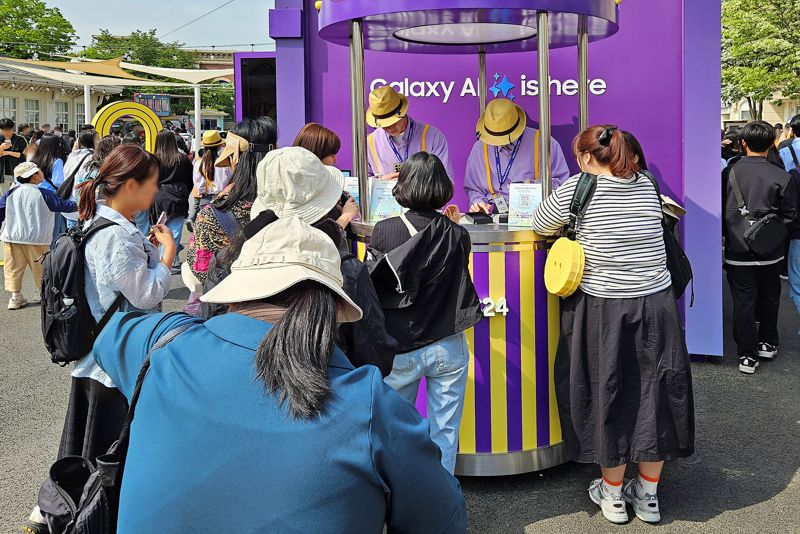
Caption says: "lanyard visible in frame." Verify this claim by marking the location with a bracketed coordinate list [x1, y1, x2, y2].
[494, 132, 524, 191]
[387, 120, 415, 163]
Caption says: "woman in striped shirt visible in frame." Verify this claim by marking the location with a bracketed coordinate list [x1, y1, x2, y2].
[532, 126, 694, 525]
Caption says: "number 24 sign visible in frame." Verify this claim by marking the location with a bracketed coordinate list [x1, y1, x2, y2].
[481, 297, 509, 318]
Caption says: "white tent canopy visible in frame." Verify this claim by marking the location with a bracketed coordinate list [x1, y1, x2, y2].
[0, 57, 234, 151]
[0, 61, 186, 87]
[120, 62, 233, 84]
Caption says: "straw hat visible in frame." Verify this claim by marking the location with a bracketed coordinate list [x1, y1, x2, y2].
[201, 217, 363, 323]
[201, 130, 224, 148]
[366, 85, 409, 129]
[251, 146, 345, 222]
[476, 98, 527, 146]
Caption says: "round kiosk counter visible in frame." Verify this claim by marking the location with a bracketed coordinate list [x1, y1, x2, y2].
[350, 221, 565, 476]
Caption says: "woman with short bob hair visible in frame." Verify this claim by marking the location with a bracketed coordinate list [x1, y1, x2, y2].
[368, 151, 481, 474]
[292, 122, 341, 166]
[88, 216, 466, 532]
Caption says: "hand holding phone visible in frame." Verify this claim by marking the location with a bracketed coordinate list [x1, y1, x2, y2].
[148, 211, 168, 243]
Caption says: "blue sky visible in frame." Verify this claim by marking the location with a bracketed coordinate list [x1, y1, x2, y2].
[54, 0, 275, 50]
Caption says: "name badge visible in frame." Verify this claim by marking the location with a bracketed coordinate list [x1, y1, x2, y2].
[493, 194, 509, 214]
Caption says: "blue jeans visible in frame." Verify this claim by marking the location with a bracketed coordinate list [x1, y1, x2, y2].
[384, 332, 469, 474]
[134, 210, 151, 236]
[164, 217, 185, 265]
[788, 240, 800, 319]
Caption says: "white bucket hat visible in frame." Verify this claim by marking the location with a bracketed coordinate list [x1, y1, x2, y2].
[250, 146, 345, 222]
[200, 217, 363, 323]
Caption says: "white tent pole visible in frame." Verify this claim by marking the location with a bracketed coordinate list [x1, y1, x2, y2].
[194, 85, 202, 152]
[83, 85, 93, 126]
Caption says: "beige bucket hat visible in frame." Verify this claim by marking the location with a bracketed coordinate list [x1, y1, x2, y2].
[366, 85, 409, 129]
[201, 216, 363, 323]
[476, 98, 527, 146]
[251, 146, 345, 222]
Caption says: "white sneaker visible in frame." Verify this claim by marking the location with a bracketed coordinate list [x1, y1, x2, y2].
[588, 478, 628, 524]
[757, 342, 778, 360]
[623, 479, 662, 523]
[8, 295, 28, 310]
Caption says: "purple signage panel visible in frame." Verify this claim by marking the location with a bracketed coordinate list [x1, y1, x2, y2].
[267, 0, 723, 356]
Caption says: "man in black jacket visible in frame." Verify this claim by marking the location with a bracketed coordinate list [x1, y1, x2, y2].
[723, 121, 798, 374]
[0, 118, 27, 194]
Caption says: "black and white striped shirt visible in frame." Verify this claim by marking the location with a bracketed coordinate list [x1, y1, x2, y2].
[532, 173, 671, 299]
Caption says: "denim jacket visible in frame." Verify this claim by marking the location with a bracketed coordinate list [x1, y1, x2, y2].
[71, 202, 171, 387]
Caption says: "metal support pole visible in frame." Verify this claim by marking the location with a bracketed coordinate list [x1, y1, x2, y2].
[537, 11, 553, 198]
[578, 15, 589, 132]
[193, 85, 202, 153]
[350, 19, 369, 221]
[83, 85, 93, 126]
[478, 46, 487, 115]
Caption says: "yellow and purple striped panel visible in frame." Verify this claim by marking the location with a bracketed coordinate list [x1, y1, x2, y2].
[458, 245, 561, 455]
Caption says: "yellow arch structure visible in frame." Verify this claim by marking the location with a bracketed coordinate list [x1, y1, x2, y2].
[92, 101, 163, 153]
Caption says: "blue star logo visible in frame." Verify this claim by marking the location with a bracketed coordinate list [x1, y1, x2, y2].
[489, 73, 516, 100]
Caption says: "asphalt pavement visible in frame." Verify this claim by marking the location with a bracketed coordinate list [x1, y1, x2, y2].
[2, 272, 800, 533]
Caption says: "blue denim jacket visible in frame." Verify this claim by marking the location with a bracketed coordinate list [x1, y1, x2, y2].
[93, 311, 467, 533]
[72, 203, 171, 387]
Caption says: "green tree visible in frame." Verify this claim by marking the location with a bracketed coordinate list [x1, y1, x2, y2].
[0, 0, 76, 59]
[722, 0, 800, 121]
[83, 29, 198, 69]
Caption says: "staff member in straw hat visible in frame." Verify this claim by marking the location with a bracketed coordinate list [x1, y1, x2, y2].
[464, 98, 570, 214]
[366, 85, 454, 180]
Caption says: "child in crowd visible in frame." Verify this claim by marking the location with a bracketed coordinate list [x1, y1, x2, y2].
[0, 162, 77, 309]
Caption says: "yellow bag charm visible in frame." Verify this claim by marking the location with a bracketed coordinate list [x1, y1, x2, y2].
[545, 238, 585, 296]
[544, 173, 596, 297]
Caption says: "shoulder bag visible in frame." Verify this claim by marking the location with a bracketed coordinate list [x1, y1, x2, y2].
[37, 323, 193, 534]
[728, 166, 788, 258]
[544, 173, 596, 297]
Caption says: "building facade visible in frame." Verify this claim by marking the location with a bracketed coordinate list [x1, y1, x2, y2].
[0, 64, 121, 130]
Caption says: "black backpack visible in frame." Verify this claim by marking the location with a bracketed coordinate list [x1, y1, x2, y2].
[574, 171, 693, 302]
[40, 218, 124, 364]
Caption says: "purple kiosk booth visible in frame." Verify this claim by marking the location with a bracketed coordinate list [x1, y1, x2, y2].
[320, 1, 617, 477]
[260, 0, 722, 476]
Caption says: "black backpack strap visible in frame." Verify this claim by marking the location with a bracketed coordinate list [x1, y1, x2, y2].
[57, 152, 92, 199]
[789, 144, 799, 168]
[566, 173, 597, 239]
[80, 217, 126, 330]
[727, 166, 750, 218]
[211, 205, 242, 241]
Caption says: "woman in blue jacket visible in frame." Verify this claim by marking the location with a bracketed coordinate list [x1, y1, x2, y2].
[92, 216, 466, 533]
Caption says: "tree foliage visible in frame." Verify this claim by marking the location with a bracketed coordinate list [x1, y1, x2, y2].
[722, 0, 800, 120]
[0, 0, 76, 59]
[83, 29, 198, 69]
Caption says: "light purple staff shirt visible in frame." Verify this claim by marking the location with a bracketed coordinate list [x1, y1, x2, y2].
[367, 116, 454, 179]
[463, 126, 570, 206]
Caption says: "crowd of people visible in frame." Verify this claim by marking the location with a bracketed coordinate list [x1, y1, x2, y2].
[0, 86, 702, 531]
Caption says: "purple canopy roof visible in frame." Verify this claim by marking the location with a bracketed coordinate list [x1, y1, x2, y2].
[318, 0, 619, 54]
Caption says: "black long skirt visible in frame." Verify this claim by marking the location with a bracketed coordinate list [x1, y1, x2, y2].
[555, 288, 695, 467]
[57, 377, 129, 461]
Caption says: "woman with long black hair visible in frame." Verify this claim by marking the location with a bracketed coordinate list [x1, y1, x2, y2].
[152, 130, 193, 272]
[186, 117, 277, 284]
[31, 135, 67, 246]
[89, 216, 466, 532]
